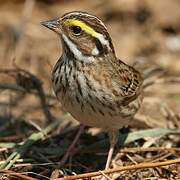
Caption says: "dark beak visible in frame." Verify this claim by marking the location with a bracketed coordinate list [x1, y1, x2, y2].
[41, 18, 61, 34]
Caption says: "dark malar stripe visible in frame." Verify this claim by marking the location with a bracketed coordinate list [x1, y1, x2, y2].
[94, 38, 106, 55]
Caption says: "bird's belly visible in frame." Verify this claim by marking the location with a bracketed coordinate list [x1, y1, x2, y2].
[70, 109, 131, 131]
[57, 91, 141, 131]
[54, 69, 143, 131]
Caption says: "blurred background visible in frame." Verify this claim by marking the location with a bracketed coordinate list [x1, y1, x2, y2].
[1, 0, 180, 125]
[0, 0, 180, 179]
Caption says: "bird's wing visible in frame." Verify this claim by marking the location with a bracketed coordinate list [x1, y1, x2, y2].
[115, 59, 143, 105]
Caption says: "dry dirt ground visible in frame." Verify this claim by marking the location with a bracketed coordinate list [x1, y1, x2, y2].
[0, 0, 180, 179]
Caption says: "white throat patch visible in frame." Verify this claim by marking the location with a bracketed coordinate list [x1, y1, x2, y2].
[62, 34, 95, 63]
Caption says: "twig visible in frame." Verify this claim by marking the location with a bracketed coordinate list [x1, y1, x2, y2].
[99, 170, 111, 180]
[15, 67, 54, 123]
[58, 125, 84, 167]
[0, 170, 37, 180]
[120, 147, 180, 153]
[0, 142, 17, 149]
[150, 152, 173, 163]
[56, 158, 180, 180]
[80, 128, 180, 153]
[0, 68, 54, 123]
[0, 82, 55, 100]
[0, 114, 69, 170]
[161, 104, 180, 129]
[35, 75, 54, 123]
[0, 83, 25, 92]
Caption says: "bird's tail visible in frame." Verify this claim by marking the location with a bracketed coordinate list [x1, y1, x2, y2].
[132, 58, 165, 88]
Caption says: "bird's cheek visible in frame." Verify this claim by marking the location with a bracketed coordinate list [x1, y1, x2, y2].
[76, 40, 98, 56]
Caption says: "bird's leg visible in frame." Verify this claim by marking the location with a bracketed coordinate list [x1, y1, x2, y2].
[101, 131, 119, 180]
[105, 131, 119, 170]
[59, 125, 84, 166]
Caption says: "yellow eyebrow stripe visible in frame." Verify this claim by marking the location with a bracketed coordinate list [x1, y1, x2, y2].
[64, 19, 100, 37]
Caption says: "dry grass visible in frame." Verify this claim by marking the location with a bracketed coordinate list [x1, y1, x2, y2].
[0, 0, 180, 179]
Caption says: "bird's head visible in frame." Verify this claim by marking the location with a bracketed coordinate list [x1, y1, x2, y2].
[41, 11, 115, 63]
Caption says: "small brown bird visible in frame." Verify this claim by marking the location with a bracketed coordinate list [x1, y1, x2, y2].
[42, 11, 143, 170]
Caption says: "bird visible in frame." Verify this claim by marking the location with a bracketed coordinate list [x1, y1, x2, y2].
[41, 11, 143, 171]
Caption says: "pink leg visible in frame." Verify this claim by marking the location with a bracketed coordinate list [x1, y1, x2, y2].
[101, 131, 119, 180]
[59, 125, 84, 166]
[104, 143, 115, 170]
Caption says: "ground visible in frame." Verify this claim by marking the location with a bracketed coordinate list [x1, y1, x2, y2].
[0, 0, 180, 179]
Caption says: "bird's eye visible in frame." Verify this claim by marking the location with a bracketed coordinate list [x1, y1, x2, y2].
[71, 25, 82, 35]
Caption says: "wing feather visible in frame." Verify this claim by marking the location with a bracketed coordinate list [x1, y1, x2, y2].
[116, 59, 143, 105]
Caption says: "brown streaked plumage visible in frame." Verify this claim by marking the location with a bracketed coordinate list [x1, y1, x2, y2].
[42, 11, 143, 172]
